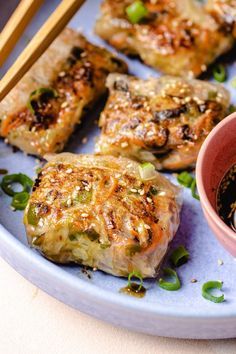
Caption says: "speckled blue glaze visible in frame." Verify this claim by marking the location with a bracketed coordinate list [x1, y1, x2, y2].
[0, 0, 236, 339]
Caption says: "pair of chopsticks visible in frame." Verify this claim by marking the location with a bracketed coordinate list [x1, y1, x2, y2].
[0, 0, 85, 102]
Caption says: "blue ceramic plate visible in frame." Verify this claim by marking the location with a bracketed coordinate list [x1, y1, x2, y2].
[0, 0, 236, 339]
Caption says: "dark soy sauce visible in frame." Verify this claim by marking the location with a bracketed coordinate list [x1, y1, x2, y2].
[216, 164, 236, 232]
[120, 283, 146, 298]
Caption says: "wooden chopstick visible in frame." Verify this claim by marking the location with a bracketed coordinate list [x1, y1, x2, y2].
[0, 0, 85, 102]
[0, 0, 44, 68]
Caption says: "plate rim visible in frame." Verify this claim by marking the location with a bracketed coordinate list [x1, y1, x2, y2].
[1, 223, 236, 320]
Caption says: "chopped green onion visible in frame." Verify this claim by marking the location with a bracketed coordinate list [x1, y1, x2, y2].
[1, 173, 33, 196]
[125, 1, 148, 24]
[177, 171, 194, 188]
[177, 172, 199, 201]
[202, 280, 224, 303]
[191, 179, 200, 200]
[11, 192, 29, 210]
[229, 104, 236, 114]
[139, 162, 156, 180]
[0, 169, 8, 175]
[27, 87, 58, 114]
[27, 204, 40, 226]
[231, 77, 236, 88]
[213, 64, 227, 83]
[128, 270, 143, 291]
[158, 268, 181, 291]
[170, 246, 189, 267]
[74, 189, 92, 204]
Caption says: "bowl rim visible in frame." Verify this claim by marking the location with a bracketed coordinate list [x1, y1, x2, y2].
[196, 112, 236, 242]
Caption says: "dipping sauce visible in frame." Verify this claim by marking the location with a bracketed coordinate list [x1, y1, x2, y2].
[216, 164, 236, 232]
[120, 283, 146, 298]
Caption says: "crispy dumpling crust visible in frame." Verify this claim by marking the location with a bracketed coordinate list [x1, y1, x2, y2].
[24, 153, 181, 278]
[95, 74, 230, 171]
[206, 0, 236, 37]
[95, 0, 233, 77]
[0, 28, 127, 157]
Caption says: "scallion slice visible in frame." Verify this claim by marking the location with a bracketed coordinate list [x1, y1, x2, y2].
[1, 173, 33, 196]
[139, 162, 156, 180]
[128, 270, 143, 291]
[231, 77, 236, 88]
[27, 87, 58, 114]
[158, 268, 181, 291]
[125, 1, 148, 24]
[11, 191, 30, 210]
[170, 246, 189, 267]
[191, 179, 200, 200]
[177, 171, 193, 188]
[202, 280, 224, 303]
[213, 64, 227, 83]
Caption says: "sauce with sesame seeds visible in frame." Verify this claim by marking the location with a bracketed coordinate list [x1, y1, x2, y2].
[216, 164, 236, 232]
[120, 283, 146, 298]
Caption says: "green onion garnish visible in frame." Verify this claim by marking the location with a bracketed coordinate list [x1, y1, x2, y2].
[191, 179, 200, 200]
[128, 270, 143, 291]
[170, 246, 189, 267]
[177, 171, 194, 188]
[139, 162, 156, 180]
[202, 280, 225, 303]
[158, 268, 181, 291]
[0, 169, 8, 175]
[231, 77, 236, 88]
[213, 64, 227, 83]
[177, 171, 199, 200]
[1, 173, 33, 196]
[27, 87, 58, 114]
[11, 191, 30, 210]
[229, 104, 236, 114]
[125, 1, 148, 24]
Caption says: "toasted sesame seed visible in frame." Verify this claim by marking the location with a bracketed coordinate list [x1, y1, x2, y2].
[75, 186, 81, 191]
[81, 213, 89, 218]
[82, 137, 88, 144]
[61, 101, 68, 108]
[121, 142, 128, 148]
[85, 186, 91, 191]
[130, 188, 137, 193]
[144, 224, 151, 229]
[59, 71, 66, 77]
[66, 168, 73, 174]
[139, 189, 145, 195]
[147, 197, 152, 203]
[191, 278, 197, 283]
[218, 259, 224, 266]
[158, 191, 166, 196]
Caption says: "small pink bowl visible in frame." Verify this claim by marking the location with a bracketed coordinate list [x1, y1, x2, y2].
[196, 112, 236, 257]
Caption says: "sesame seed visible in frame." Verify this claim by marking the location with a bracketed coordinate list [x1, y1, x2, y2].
[81, 213, 89, 218]
[75, 186, 81, 191]
[144, 224, 151, 229]
[147, 197, 152, 203]
[158, 191, 166, 196]
[130, 188, 137, 193]
[191, 278, 197, 283]
[121, 142, 128, 148]
[59, 71, 66, 77]
[61, 101, 68, 108]
[82, 137, 87, 144]
[66, 168, 73, 174]
[218, 259, 224, 266]
[139, 189, 145, 195]
[85, 186, 90, 191]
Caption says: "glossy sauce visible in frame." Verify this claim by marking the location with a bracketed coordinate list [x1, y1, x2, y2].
[216, 164, 236, 232]
[120, 283, 146, 298]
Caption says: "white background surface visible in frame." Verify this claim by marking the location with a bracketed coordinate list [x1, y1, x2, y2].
[0, 256, 236, 354]
[0, 1, 236, 352]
